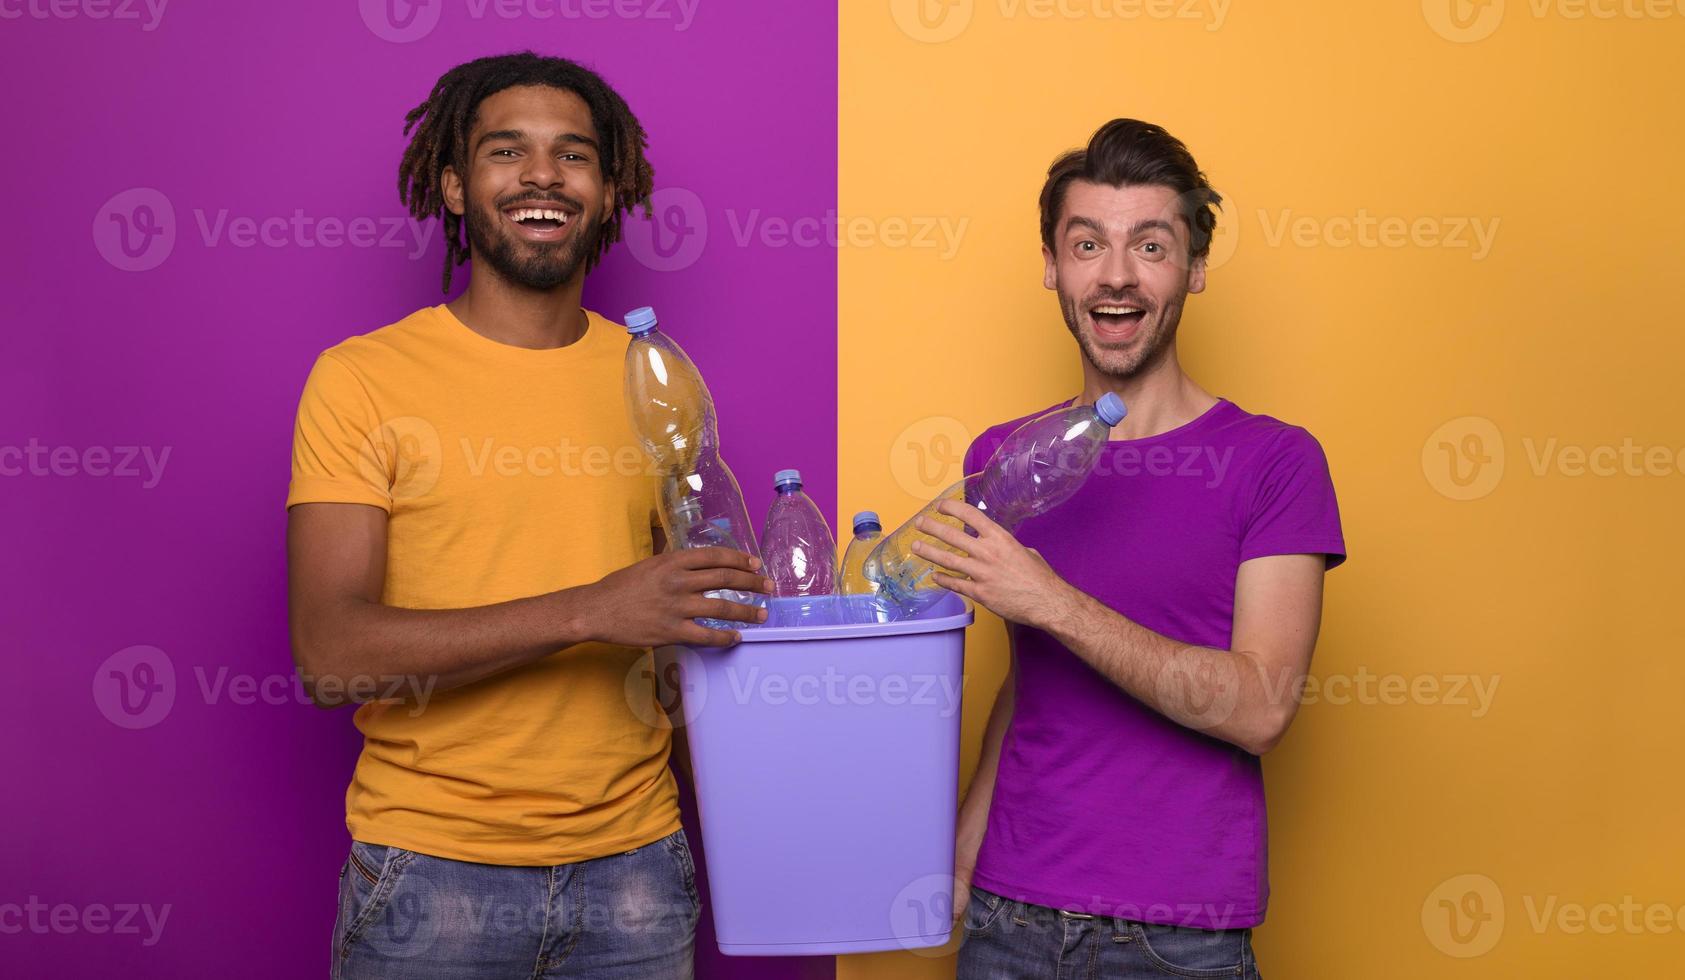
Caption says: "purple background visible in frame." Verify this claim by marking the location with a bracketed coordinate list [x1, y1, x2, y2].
[3, 2, 837, 976]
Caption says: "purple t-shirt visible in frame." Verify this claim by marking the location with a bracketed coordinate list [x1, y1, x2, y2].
[966, 397, 1345, 929]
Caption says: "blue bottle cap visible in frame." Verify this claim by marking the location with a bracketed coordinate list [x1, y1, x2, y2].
[852, 511, 881, 533]
[624, 306, 658, 334]
[1095, 392, 1128, 426]
[773, 468, 803, 491]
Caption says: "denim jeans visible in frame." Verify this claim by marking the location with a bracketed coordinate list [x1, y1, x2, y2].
[331, 829, 699, 979]
[957, 886, 1261, 979]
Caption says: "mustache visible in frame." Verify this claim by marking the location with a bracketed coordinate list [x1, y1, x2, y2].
[492, 192, 585, 214]
[1082, 291, 1154, 311]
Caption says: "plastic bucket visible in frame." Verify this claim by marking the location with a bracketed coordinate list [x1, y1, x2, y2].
[665, 591, 972, 955]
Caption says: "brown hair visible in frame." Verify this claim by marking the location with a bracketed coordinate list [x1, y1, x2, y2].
[1039, 119, 1221, 259]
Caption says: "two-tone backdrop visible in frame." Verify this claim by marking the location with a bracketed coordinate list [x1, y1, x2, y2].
[5, 2, 834, 977]
[8, 1, 1685, 978]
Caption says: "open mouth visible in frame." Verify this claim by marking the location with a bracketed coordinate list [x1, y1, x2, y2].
[1089, 303, 1147, 339]
[501, 203, 575, 242]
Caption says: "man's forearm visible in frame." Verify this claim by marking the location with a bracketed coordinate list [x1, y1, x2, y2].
[956, 654, 1015, 879]
[292, 585, 600, 707]
[1035, 584, 1297, 755]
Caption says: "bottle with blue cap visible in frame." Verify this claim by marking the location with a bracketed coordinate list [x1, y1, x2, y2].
[622, 305, 718, 473]
[865, 393, 1128, 619]
[622, 306, 765, 626]
[760, 468, 838, 598]
[837, 511, 884, 596]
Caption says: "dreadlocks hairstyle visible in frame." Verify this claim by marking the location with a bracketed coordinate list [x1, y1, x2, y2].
[397, 51, 655, 293]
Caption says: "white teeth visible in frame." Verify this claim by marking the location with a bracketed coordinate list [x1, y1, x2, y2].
[1092, 305, 1141, 315]
[508, 207, 569, 223]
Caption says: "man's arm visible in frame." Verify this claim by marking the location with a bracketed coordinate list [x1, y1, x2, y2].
[951, 644, 1014, 925]
[287, 502, 772, 708]
[915, 499, 1325, 756]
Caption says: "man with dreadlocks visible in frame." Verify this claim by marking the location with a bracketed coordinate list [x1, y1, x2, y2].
[285, 52, 766, 978]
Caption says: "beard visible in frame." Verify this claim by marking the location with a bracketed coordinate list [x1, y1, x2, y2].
[463, 190, 603, 291]
[1058, 283, 1186, 381]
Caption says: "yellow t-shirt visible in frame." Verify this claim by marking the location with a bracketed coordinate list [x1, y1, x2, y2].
[286, 304, 678, 865]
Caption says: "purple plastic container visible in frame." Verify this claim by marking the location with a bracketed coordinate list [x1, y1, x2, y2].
[666, 592, 972, 955]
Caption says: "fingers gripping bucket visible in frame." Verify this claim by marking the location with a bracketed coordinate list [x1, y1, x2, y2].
[660, 592, 972, 955]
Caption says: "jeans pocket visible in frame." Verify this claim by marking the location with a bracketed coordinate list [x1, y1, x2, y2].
[962, 886, 1005, 936]
[336, 842, 425, 963]
[1133, 922, 1249, 978]
[661, 829, 700, 913]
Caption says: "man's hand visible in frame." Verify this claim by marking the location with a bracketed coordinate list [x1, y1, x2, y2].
[951, 864, 973, 930]
[911, 499, 1072, 628]
[579, 547, 773, 648]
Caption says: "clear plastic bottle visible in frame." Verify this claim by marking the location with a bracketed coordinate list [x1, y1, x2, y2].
[659, 454, 766, 627]
[623, 306, 718, 474]
[837, 511, 884, 596]
[622, 306, 763, 627]
[865, 393, 1128, 618]
[760, 468, 838, 598]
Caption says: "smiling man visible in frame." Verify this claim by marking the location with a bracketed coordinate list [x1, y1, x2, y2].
[286, 53, 770, 978]
[927, 119, 1346, 979]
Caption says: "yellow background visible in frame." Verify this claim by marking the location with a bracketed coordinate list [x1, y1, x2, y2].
[838, 1, 1685, 976]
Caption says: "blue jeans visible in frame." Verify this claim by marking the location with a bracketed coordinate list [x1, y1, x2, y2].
[957, 886, 1261, 979]
[331, 829, 699, 979]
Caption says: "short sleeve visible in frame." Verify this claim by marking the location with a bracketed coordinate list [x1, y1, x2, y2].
[286, 353, 394, 511]
[1239, 427, 1346, 569]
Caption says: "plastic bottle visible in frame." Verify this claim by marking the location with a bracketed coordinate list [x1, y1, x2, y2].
[622, 306, 763, 627]
[659, 456, 766, 627]
[760, 469, 838, 598]
[837, 511, 884, 596]
[864, 393, 1128, 618]
[623, 306, 718, 474]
